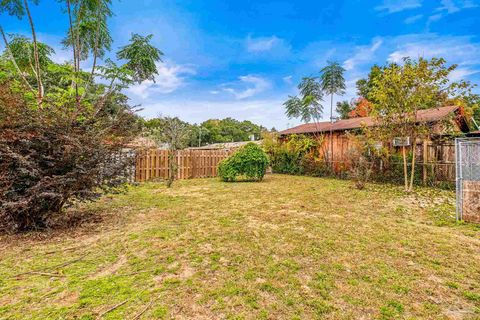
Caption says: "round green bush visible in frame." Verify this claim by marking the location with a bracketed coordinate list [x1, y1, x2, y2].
[218, 143, 269, 182]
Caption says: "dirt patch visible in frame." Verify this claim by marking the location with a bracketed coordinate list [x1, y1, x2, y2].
[53, 291, 79, 306]
[443, 308, 476, 320]
[155, 265, 196, 284]
[90, 255, 127, 278]
[246, 216, 280, 231]
[159, 186, 209, 198]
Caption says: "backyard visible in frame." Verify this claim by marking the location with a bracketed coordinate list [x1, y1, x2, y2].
[0, 175, 479, 319]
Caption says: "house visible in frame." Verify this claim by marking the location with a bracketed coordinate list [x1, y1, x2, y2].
[278, 105, 471, 181]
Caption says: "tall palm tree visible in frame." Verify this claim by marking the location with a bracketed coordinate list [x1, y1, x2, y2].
[284, 76, 323, 124]
[319, 61, 346, 165]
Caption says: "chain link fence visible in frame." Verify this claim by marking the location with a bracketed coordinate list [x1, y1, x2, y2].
[455, 138, 480, 222]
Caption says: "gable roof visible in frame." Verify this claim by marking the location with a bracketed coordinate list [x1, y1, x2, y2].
[279, 105, 461, 135]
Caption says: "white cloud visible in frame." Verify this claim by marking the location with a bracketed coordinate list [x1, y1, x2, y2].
[127, 61, 196, 98]
[385, 34, 480, 83]
[427, 0, 478, 26]
[387, 34, 480, 65]
[282, 75, 293, 84]
[438, 0, 478, 13]
[223, 75, 271, 99]
[449, 67, 479, 81]
[246, 35, 280, 52]
[404, 14, 423, 24]
[375, 0, 422, 13]
[241, 35, 292, 61]
[343, 39, 383, 71]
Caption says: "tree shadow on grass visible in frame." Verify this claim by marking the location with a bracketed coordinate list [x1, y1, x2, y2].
[0, 203, 125, 248]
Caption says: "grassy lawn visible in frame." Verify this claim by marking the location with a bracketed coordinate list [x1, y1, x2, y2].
[0, 174, 479, 319]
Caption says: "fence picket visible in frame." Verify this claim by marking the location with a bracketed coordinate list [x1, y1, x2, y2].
[134, 148, 232, 182]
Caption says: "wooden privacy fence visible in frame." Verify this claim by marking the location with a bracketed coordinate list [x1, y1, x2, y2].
[322, 134, 457, 184]
[135, 149, 233, 182]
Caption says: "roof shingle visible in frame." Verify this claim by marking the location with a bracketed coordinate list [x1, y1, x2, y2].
[279, 105, 460, 135]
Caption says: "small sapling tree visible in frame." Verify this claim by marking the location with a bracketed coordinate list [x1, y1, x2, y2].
[149, 117, 190, 188]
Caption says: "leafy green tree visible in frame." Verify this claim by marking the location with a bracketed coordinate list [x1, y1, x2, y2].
[458, 93, 480, 129]
[284, 77, 323, 123]
[1, 0, 43, 103]
[199, 118, 265, 145]
[0, 0, 162, 231]
[0, 71, 141, 232]
[6, 35, 54, 72]
[62, 0, 113, 79]
[0, 27, 34, 91]
[474, 107, 480, 128]
[320, 61, 346, 164]
[149, 117, 190, 188]
[336, 100, 353, 120]
[356, 64, 382, 103]
[370, 57, 475, 192]
[117, 34, 164, 83]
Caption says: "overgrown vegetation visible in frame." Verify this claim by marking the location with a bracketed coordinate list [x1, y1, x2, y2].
[0, 0, 162, 232]
[263, 133, 330, 176]
[0, 79, 139, 232]
[369, 57, 476, 192]
[281, 57, 479, 190]
[0, 175, 478, 319]
[218, 143, 269, 182]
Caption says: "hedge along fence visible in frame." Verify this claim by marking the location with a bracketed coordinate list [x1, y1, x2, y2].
[135, 149, 234, 182]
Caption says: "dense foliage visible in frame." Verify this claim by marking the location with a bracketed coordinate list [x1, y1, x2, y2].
[0, 0, 161, 232]
[335, 100, 354, 120]
[263, 132, 438, 189]
[0, 80, 140, 232]
[218, 143, 269, 182]
[369, 57, 475, 191]
[263, 134, 330, 177]
[284, 77, 323, 123]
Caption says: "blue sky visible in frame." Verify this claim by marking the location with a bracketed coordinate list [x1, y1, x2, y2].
[2, 0, 480, 129]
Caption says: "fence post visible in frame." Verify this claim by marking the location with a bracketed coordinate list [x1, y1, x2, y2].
[189, 149, 194, 179]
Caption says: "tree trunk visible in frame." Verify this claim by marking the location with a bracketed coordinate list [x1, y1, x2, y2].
[66, 0, 77, 79]
[402, 145, 408, 192]
[408, 137, 417, 192]
[0, 26, 35, 92]
[23, 0, 43, 105]
[329, 93, 334, 169]
[90, 0, 102, 80]
[72, 0, 83, 106]
[167, 149, 176, 188]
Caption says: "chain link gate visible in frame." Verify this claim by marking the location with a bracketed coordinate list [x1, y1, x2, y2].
[455, 138, 480, 223]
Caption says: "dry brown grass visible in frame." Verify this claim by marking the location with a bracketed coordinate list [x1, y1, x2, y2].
[0, 174, 479, 319]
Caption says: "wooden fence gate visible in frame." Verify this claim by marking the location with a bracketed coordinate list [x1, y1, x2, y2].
[135, 149, 233, 182]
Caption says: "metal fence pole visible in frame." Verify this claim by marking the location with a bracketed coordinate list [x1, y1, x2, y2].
[455, 138, 460, 221]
